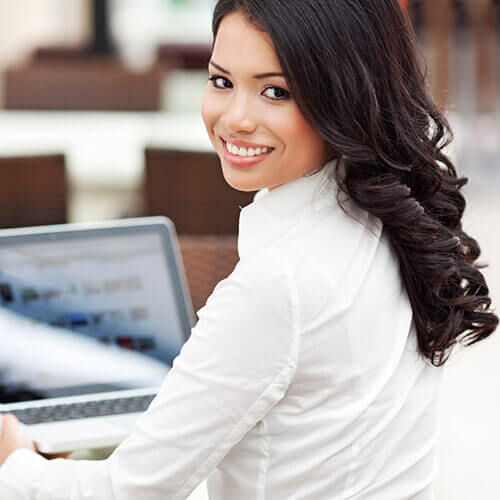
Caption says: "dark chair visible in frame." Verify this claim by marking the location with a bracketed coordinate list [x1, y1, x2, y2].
[0, 154, 68, 228]
[178, 234, 239, 318]
[143, 147, 255, 235]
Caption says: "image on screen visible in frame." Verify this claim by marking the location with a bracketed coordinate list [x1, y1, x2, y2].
[0, 229, 189, 402]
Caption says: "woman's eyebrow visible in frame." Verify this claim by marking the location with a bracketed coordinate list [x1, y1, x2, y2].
[209, 60, 284, 79]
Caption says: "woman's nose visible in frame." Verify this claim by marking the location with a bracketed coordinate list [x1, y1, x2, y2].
[222, 93, 257, 133]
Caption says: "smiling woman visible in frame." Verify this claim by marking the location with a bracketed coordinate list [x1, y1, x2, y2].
[0, 1, 497, 499]
[201, 10, 329, 192]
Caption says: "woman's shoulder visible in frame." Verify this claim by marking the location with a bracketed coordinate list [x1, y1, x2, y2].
[230, 247, 295, 295]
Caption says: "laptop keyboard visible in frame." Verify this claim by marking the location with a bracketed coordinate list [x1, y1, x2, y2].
[2, 394, 156, 425]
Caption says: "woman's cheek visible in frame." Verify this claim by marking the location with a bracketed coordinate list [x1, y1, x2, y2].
[201, 93, 219, 146]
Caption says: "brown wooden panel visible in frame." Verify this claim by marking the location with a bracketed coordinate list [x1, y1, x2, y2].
[144, 148, 255, 234]
[0, 154, 67, 228]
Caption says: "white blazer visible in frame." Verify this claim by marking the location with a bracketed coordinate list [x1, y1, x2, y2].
[0, 158, 443, 499]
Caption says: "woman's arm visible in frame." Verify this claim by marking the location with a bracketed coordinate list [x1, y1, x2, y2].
[0, 249, 301, 500]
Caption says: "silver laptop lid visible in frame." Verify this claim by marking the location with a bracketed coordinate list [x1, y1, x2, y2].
[0, 216, 195, 404]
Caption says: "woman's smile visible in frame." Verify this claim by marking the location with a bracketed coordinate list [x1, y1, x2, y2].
[221, 137, 274, 167]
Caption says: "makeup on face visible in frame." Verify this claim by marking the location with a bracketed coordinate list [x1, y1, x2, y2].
[201, 11, 328, 191]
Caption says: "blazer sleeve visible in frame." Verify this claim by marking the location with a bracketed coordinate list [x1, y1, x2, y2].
[0, 248, 301, 500]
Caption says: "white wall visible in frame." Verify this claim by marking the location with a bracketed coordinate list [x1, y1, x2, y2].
[0, 0, 90, 106]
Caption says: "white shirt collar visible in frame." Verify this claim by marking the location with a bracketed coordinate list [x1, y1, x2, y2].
[237, 158, 340, 259]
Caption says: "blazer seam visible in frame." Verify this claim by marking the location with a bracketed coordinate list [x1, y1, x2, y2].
[256, 419, 270, 500]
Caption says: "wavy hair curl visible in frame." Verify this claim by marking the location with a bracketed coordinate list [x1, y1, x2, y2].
[211, 0, 498, 366]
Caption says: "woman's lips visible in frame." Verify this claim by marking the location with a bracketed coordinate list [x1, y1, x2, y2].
[221, 138, 274, 167]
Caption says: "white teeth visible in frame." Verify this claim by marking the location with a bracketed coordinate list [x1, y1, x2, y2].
[224, 140, 272, 157]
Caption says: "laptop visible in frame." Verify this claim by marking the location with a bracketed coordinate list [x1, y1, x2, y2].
[0, 216, 195, 454]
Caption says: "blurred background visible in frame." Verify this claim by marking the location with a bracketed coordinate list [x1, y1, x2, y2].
[0, 1, 498, 498]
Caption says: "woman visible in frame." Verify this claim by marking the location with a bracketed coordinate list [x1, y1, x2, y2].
[0, 0, 497, 498]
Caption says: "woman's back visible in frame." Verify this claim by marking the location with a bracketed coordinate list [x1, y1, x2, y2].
[208, 163, 443, 499]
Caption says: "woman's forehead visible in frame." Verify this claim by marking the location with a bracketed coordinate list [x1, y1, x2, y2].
[213, 11, 278, 68]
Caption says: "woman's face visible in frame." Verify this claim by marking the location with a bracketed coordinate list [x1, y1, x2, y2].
[201, 10, 328, 192]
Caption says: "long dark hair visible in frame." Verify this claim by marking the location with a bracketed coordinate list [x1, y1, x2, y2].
[211, 0, 498, 367]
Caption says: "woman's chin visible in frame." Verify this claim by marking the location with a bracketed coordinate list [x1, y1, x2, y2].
[219, 163, 263, 192]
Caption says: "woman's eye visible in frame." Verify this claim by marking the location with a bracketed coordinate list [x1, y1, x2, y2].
[208, 75, 232, 89]
[262, 86, 290, 101]
[208, 75, 289, 101]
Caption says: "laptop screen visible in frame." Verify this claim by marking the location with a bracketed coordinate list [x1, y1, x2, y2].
[0, 220, 193, 403]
